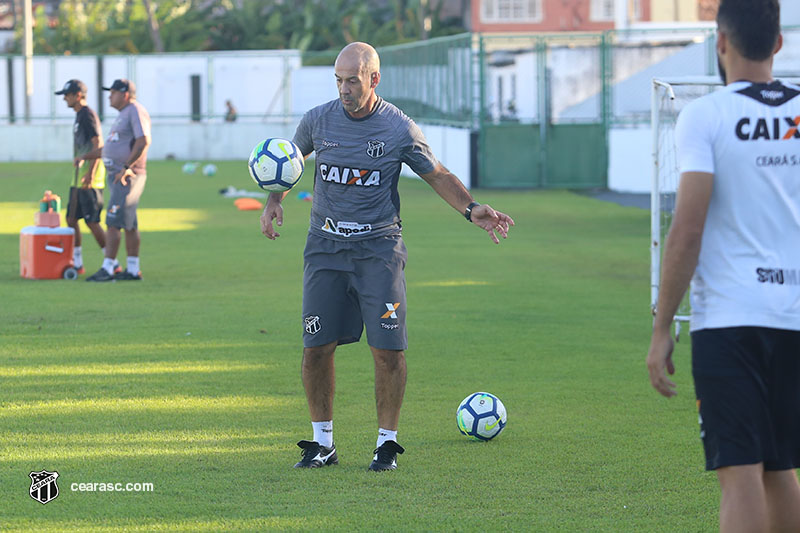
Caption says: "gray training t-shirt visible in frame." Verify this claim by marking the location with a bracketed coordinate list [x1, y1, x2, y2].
[293, 97, 438, 241]
[102, 100, 151, 176]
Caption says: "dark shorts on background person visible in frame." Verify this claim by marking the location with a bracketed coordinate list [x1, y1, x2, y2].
[106, 173, 147, 230]
[302, 233, 407, 350]
[66, 187, 104, 223]
[692, 326, 800, 471]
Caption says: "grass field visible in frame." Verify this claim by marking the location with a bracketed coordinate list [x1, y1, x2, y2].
[0, 161, 717, 531]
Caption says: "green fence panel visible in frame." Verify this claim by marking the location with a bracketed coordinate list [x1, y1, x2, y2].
[479, 123, 541, 188]
[545, 123, 607, 188]
[479, 123, 606, 188]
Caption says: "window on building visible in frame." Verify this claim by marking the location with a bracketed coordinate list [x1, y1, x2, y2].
[481, 0, 543, 23]
[590, 0, 615, 21]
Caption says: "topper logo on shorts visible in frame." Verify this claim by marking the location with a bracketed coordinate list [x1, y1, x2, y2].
[319, 164, 380, 186]
[381, 303, 400, 319]
[321, 218, 372, 237]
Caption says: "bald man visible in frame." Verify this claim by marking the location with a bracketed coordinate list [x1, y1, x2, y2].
[261, 42, 515, 471]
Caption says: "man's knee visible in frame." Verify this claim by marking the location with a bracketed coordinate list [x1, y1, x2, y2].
[764, 469, 800, 492]
[717, 463, 764, 490]
[373, 349, 405, 371]
[303, 343, 336, 364]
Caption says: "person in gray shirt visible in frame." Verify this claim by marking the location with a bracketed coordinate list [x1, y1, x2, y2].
[80, 79, 151, 282]
[261, 42, 515, 471]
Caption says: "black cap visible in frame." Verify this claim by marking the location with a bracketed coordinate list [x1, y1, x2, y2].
[55, 79, 87, 95]
[102, 79, 136, 96]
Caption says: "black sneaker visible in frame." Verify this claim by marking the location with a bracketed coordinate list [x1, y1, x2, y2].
[368, 440, 404, 471]
[86, 268, 114, 282]
[294, 440, 338, 468]
[115, 271, 142, 281]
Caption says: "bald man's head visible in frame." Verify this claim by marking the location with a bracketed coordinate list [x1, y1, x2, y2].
[335, 42, 380, 76]
[334, 42, 381, 118]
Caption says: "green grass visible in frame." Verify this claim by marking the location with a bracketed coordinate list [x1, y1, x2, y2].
[0, 161, 716, 531]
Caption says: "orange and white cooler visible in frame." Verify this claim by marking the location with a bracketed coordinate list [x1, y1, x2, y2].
[20, 226, 78, 280]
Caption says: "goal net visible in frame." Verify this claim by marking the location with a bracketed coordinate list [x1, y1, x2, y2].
[650, 77, 722, 326]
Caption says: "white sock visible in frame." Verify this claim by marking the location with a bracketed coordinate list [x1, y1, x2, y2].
[73, 246, 83, 268]
[127, 256, 140, 275]
[102, 257, 115, 275]
[102, 249, 119, 269]
[312, 421, 333, 448]
[377, 428, 397, 448]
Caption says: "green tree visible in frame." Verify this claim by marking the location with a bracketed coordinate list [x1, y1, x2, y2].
[11, 0, 467, 55]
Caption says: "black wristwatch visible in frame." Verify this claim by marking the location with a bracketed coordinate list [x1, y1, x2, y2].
[464, 201, 480, 222]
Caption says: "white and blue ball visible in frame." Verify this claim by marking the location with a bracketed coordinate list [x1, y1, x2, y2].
[248, 138, 304, 192]
[202, 163, 217, 176]
[456, 392, 507, 441]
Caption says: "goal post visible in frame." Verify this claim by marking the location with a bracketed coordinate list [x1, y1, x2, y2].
[650, 76, 723, 327]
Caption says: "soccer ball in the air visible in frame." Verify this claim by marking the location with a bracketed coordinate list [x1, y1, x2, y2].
[456, 392, 507, 441]
[248, 138, 305, 192]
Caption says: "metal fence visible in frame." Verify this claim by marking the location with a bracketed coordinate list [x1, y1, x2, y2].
[376, 26, 800, 187]
[380, 26, 800, 128]
[4, 27, 800, 185]
[379, 33, 476, 128]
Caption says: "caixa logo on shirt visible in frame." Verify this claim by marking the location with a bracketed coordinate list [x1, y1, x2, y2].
[319, 164, 380, 186]
[735, 116, 800, 141]
[756, 267, 800, 285]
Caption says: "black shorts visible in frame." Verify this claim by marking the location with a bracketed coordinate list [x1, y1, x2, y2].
[692, 326, 800, 471]
[66, 187, 104, 223]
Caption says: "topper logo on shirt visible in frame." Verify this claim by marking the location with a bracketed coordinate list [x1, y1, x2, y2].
[366, 140, 385, 158]
[735, 116, 800, 141]
[319, 163, 381, 186]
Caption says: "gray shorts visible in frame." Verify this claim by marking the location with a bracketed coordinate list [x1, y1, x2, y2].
[303, 233, 408, 350]
[106, 173, 147, 230]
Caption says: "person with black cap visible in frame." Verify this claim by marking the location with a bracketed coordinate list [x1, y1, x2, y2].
[78, 78, 151, 282]
[56, 79, 109, 275]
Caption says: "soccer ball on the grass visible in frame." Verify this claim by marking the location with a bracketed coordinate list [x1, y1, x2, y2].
[202, 163, 217, 176]
[456, 392, 507, 441]
[248, 138, 305, 192]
